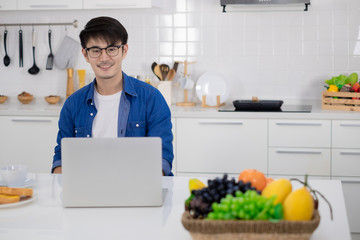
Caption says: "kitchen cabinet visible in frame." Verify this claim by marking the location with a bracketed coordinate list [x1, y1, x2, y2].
[268, 119, 331, 177]
[83, 0, 166, 9]
[0, 116, 59, 173]
[175, 118, 267, 175]
[17, 0, 82, 10]
[0, 0, 17, 10]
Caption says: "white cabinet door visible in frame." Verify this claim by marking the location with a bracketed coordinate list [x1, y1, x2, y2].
[268, 148, 331, 176]
[0, 0, 17, 10]
[0, 116, 59, 173]
[269, 119, 331, 148]
[83, 0, 151, 9]
[18, 0, 82, 10]
[176, 118, 268, 174]
[332, 149, 360, 177]
[332, 120, 360, 149]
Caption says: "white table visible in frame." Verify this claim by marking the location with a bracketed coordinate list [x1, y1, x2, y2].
[0, 174, 352, 240]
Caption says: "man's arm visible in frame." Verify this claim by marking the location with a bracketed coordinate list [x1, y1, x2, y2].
[53, 167, 62, 174]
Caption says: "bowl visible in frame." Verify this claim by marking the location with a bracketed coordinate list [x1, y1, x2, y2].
[0, 165, 28, 187]
[18, 92, 34, 104]
[45, 95, 61, 104]
[0, 95, 8, 104]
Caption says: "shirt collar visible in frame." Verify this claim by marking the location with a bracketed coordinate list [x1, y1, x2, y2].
[85, 72, 137, 105]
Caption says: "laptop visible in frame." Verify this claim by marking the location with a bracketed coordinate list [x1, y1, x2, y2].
[61, 137, 163, 207]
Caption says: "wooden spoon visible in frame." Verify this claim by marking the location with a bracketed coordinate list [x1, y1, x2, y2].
[154, 65, 163, 80]
[167, 69, 176, 81]
[160, 64, 170, 81]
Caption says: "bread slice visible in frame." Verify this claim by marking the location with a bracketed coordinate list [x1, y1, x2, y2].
[0, 187, 33, 197]
[0, 194, 20, 204]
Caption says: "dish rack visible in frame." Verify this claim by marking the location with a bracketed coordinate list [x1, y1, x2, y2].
[181, 210, 320, 240]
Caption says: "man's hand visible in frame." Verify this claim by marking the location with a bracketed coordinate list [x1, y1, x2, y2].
[53, 167, 62, 174]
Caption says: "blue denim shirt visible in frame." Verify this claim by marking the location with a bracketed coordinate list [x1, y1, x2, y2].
[52, 72, 174, 176]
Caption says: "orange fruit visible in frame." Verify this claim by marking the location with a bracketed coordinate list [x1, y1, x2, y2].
[238, 169, 267, 191]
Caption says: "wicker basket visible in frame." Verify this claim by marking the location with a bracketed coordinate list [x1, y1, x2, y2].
[45, 95, 61, 104]
[0, 95, 8, 104]
[18, 95, 34, 104]
[181, 210, 320, 240]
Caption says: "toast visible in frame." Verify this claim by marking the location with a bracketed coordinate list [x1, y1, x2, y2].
[0, 187, 33, 197]
[0, 194, 20, 204]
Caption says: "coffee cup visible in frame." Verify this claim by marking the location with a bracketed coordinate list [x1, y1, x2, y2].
[0, 165, 28, 187]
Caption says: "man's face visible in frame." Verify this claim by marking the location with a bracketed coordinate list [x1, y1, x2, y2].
[82, 37, 128, 82]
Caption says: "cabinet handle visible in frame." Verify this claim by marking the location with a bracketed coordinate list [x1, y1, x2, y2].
[198, 121, 243, 125]
[29, 4, 69, 8]
[339, 123, 360, 127]
[340, 151, 360, 155]
[95, 3, 137, 7]
[11, 119, 52, 123]
[276, 150, 322, 154]
[341, 180, 360, 184]
[275, 122, 322, 126]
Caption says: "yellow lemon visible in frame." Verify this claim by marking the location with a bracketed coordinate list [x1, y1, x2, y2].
[261, 179, 292, 205]
[283, 187, 314, 221]
[189, 179, 206, 193]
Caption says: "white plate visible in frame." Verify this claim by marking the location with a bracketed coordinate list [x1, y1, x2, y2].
[0, 191, 37, 208]
[195, 71, 230, 106]
[0, 178, 35, 188]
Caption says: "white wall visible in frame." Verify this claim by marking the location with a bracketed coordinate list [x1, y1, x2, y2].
[1, 0, 360, 103]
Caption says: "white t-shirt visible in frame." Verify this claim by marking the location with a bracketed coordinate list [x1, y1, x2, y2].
[92, 89, 122, 138]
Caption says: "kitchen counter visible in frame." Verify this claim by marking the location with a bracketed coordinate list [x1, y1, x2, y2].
[0, 174, 351, 240]
[1, 98, 360, 119]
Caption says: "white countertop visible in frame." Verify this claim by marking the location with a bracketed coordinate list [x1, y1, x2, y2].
[0, 174, 351, 240]
[1, 97, 360, 119]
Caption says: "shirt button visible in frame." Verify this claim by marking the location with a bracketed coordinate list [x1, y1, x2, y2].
[136, 123, 139, 127]
[75, 130, 77, 133]
[86, 134, 90, 138]
[90, 113, 94, 116]
[91, 102, 93, 105]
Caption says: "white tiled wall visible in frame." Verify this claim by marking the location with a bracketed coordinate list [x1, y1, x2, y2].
[1, 0, 360, 103]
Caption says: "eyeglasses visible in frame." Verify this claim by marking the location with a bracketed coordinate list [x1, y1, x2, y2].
[85, 45, 123, 58]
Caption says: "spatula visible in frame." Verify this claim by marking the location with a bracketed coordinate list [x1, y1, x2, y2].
[160, 64, 170, 81]
[46, 30, 54, 70]
[154, 65, 163, 80]
[151, 62, 161, 80]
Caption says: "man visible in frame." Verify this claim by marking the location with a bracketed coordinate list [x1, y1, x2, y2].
[52, 16, 173, 176]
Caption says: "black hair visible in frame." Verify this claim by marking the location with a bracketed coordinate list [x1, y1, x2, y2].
[79, 16, 128, 49]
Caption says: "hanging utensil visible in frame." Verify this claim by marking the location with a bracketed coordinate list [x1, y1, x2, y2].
[167, 69, 176, 81]
[28, 29, 40, 75]
[19, 29, 23, 68]
[3, 29, 10, 66]
[160, 64, 170, 81]
[46, 29, 54, 70]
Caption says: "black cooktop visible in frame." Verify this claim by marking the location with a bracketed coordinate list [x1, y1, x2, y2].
[218, 104, 312, 113]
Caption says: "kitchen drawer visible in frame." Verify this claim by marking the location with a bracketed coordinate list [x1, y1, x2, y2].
[0, 0, 17, 10]
[332, 149, 360, 177]
[83, 0, 152, 9]
[269, 119, 331, 148]
[268, 147, 331, 176]
[18, 0, 82, 10]
[332, 120, 360, 149]
[176, 118, 267, 174]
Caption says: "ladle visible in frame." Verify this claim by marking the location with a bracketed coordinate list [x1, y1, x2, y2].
[28, 29, 40, 75]
[3, 30, 10, 67]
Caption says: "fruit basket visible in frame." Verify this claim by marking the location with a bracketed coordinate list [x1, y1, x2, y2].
[322, 91, 360, 111]
[182, 210, 320, 240]
[18, 92, 34, 104]
[45, 95, 61, 104]
[0, 95, 8, 104]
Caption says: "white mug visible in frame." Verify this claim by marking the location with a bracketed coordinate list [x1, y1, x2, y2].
[0, 165, 28, 187]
